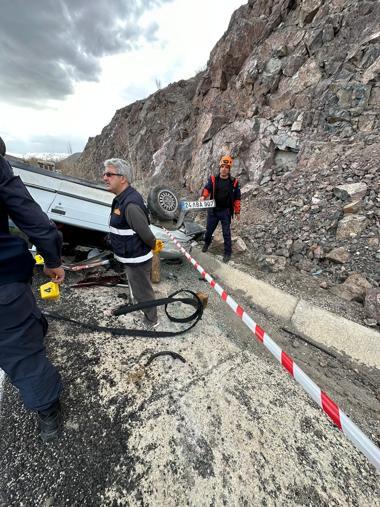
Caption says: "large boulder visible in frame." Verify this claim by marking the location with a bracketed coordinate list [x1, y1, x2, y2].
[259, 255, 287, 272]
[343, 200, 362, 214]
[364, 288, 380, 323]
[232, 236, 248, 253]
[333, 183, 368, 202]
[326, 247, 350, 264]
[336, 215, 368, 239]
[299, 0, 323, 26]
[330, 273, 372, 302]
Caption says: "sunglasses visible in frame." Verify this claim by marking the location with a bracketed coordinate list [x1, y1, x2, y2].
[103, 172, 124, 178]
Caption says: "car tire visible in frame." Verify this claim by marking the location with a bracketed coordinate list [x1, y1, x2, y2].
[147, 185, 179, 220]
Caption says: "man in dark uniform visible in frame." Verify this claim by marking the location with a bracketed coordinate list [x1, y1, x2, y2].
[200, 155, 241, 263]
[0, 136, 65, 442]
[103, 158, 159, 329]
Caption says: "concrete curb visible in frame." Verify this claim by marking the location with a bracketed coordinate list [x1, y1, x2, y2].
[193, 248, 380, 369]
[291, 300, 379, 368]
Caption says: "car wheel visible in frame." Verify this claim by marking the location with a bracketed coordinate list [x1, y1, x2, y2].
[147, 185, 179, 220]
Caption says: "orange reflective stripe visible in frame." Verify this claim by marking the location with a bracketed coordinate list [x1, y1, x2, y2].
[211, 175, 216, 198]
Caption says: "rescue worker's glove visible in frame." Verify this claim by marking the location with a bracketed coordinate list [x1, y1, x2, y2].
[152, 239, 164, 254]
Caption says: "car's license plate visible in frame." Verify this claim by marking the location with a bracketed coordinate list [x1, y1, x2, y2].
[180, 200, 215, 210]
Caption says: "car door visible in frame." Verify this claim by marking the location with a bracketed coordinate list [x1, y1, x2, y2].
[48, 193, 111, 232]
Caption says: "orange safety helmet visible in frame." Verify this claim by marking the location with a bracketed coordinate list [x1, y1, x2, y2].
[219, 155, 233, 168]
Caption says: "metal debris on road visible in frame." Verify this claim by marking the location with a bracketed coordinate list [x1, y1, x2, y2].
[70, 274, 128, 288]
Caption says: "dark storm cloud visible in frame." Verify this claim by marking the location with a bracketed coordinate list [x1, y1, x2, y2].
[0, 0, 172, 107]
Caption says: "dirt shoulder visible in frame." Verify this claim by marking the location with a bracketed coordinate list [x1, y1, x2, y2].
[207, 239, 376, 329]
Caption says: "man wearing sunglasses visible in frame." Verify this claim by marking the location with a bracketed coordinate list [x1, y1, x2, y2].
[200, 155, 241, 263]
[103, 158, 159, 329]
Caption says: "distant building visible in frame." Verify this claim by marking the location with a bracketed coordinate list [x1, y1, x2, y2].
[36, 159, 56, 171]
[5, 154, 62, 174]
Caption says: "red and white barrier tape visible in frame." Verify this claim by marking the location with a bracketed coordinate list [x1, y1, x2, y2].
[163, 228, 380, 470]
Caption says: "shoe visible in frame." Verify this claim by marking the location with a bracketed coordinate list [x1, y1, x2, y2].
[202, 244, 209, 253]
[38, 401, 63, 443]
[223, 255, 231, 263]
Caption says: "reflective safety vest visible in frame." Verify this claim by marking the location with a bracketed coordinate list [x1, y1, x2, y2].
[109, 186, 153, 265]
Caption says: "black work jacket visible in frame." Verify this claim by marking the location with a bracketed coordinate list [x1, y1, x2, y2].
[0, 156, 62, 285]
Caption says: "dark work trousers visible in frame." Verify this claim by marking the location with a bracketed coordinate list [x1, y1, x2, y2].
[204, 208, 232, 256]
[124, 259, 157, 324]
[0, 282, 62, 412]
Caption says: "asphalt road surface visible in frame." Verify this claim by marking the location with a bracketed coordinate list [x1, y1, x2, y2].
[0, 261, 379, 506]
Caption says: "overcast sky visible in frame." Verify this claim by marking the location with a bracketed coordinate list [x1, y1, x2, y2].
[0, 0, 245, 155]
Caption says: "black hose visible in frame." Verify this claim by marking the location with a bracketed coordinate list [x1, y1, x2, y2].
[145, 351, 186, 367]
[44, 289, 203, 338]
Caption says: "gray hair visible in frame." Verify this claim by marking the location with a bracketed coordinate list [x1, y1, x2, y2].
[104, 158, 133, 183]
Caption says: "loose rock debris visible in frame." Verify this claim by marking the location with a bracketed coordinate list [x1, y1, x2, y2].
[0, 263, 379, 506]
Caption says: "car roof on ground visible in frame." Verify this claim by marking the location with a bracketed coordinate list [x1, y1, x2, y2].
[6, 155, 106, 192]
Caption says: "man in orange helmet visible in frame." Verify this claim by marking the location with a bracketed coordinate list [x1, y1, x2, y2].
[200, 155, 241, 263]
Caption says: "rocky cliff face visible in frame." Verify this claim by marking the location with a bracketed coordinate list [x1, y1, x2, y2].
[74, 0, 380, 321]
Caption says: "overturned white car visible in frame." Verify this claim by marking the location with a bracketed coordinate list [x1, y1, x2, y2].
[7, 157, 205, 259]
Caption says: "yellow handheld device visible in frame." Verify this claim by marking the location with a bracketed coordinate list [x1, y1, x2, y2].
[35, 254, 45, 265]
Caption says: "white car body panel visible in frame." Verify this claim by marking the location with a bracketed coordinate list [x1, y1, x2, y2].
[10, 161, 196, 258]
